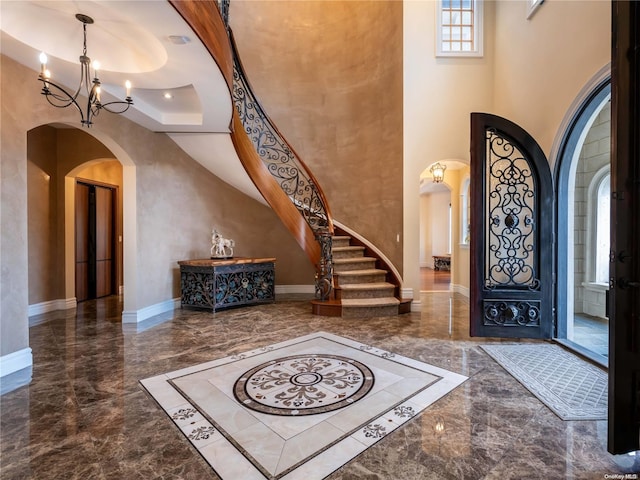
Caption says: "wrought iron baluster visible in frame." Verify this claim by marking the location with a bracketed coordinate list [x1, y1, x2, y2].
[230, 36, 333, 298]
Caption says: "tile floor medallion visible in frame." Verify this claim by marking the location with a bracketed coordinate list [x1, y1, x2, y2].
[140, 332, 468, 480]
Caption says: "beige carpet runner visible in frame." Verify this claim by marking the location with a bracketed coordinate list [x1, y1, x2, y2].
[481, 343, 607, 420]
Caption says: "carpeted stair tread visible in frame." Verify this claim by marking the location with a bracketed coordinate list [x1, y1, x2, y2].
[333, 246, 365, 252]
[335, 268, 387, 276]
[340, 282, 395, 291]
[334, 257, 377, 264]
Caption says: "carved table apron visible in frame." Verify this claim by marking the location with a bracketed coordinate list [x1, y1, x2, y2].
[178, 257, 275, 311]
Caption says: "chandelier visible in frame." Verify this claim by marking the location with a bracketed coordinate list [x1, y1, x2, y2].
[38, 14, 133, 127]
[429, 162, 447, 183]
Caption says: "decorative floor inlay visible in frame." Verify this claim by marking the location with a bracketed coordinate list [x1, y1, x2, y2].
[141, 332, 467, 480]
[234, 354, 375, 416]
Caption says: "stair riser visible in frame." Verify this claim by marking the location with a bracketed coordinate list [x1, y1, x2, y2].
[336, 273, 387, 285]
[332, 249, 365, 260]
[334, 260, 377, 272]
[332, 238, 351, 248]
[338, 288, 395, 300]
[342, 305, 399, 319]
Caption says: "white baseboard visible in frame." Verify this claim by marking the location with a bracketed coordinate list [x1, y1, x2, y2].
[452, 284, 470, 297]
[28, 298, 77, 317]
[411, 299, 422, 312]
[275, 285, 314, 295]
[122, 298, 181, 324]
[401, 287, 414, 300]
[0, 347, 33, 377]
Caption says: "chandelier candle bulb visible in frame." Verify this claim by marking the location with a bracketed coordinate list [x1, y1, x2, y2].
[125, 80, 131, 98]
[39, 52, 47, 75]
[92, 60, 100, 79]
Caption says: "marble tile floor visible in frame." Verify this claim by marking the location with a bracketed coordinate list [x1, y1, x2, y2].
[1, 293, 638, 479]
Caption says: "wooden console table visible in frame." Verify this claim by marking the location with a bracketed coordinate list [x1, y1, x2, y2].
[178, 257, 275, 311]
[433, 255, 451, 271]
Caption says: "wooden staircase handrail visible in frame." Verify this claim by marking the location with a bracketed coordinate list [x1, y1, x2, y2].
[169, 0, 330, 268]
[230, 111, 321, 264]
[169, 1, 233, 93]
[228, 31, 334, 236]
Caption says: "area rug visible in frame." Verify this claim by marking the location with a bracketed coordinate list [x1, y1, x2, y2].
[481, 343, 607, 421]
[141, 331, 467, 480]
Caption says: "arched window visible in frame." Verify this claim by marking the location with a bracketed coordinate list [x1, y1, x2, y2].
[594, 173, 610, 284]
[586, 166, 611, 285]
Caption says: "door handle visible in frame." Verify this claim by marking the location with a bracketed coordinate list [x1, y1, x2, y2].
[618, 278, 640, 289]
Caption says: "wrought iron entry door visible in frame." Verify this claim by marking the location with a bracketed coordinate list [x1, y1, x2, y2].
[470, 113, 554, 339]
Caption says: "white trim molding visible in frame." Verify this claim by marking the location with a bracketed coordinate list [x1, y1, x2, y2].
[0, 347, 33, 377]
[452, 283, 470, 297]
[28, 297, 77, 317]
[122, 297, 181, 324]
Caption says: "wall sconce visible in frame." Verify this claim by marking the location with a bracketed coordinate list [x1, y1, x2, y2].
[430, 162, 447, 184]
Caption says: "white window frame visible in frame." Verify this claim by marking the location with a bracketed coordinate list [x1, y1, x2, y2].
[436, 0, 484, 58]
[585, 166, 611, 286]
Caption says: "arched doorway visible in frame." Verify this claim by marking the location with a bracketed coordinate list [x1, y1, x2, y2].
[418, 160, 469, 294]
[26, 123, 136, 318]
[554, 72, 611, 366]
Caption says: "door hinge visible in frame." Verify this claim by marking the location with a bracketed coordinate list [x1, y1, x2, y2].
[612, 191, 625, 200]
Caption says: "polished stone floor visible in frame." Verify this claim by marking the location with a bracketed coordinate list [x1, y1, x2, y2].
[1, 293, 638, 479]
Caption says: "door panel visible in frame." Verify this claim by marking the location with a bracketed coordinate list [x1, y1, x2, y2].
[95, 186, 114, 298]
[75, 183, 90, 302]
[609, 0, 640, 455]
[470, 113, 554, 339]
[75, 181, 116, 301]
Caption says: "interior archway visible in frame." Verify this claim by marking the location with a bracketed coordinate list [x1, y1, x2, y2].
[26, 123, 137, 320]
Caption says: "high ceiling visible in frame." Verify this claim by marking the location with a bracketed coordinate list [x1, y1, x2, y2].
[1, 0, 264, 202]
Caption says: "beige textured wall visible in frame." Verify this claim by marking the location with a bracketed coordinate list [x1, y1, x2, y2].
[493, 0, 610, 164]
[1, 54, 312, 358]
[230, 0, 404, 273]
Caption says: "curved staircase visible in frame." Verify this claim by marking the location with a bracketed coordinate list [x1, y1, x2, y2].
[312, 234, 411, 318]
[171, 0, 410, 318]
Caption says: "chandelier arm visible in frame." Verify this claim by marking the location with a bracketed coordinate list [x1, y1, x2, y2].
[38, 78, 87, 123]
[36, 13, 133, 127]
[98, 100, 133, 115]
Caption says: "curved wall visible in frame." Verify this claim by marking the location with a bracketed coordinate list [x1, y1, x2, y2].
[230, 0, 404, 274]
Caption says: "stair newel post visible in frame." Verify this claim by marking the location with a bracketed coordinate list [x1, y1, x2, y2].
[314, 229, 333, 300]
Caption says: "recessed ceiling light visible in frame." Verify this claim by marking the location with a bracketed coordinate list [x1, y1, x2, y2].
[168, 35, 191, 45]
[164, 92, 173, 100]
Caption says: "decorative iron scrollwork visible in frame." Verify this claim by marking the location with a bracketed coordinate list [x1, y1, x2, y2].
[217, 0, 230, 27]
[314, 229, 333, 300]
[484, 128, 540, 291]
[231, 66, 330, 233]
[231, 39, 333, 297]
[483, 300, 540, 327]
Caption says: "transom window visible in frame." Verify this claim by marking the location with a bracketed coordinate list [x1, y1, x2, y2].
[436, 0, 483, 57]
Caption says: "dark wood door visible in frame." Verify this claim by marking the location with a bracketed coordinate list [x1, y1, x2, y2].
[470, 113, 554, 339]
[75, 181, 116, 301]
[608, 0, 640, 455]
[75, 183, 91, 302]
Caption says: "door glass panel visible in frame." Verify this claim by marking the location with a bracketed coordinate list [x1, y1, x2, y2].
[485, 128, 538, 290]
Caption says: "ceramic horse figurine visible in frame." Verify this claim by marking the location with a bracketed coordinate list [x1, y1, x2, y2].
[210, 229, 235, 258]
